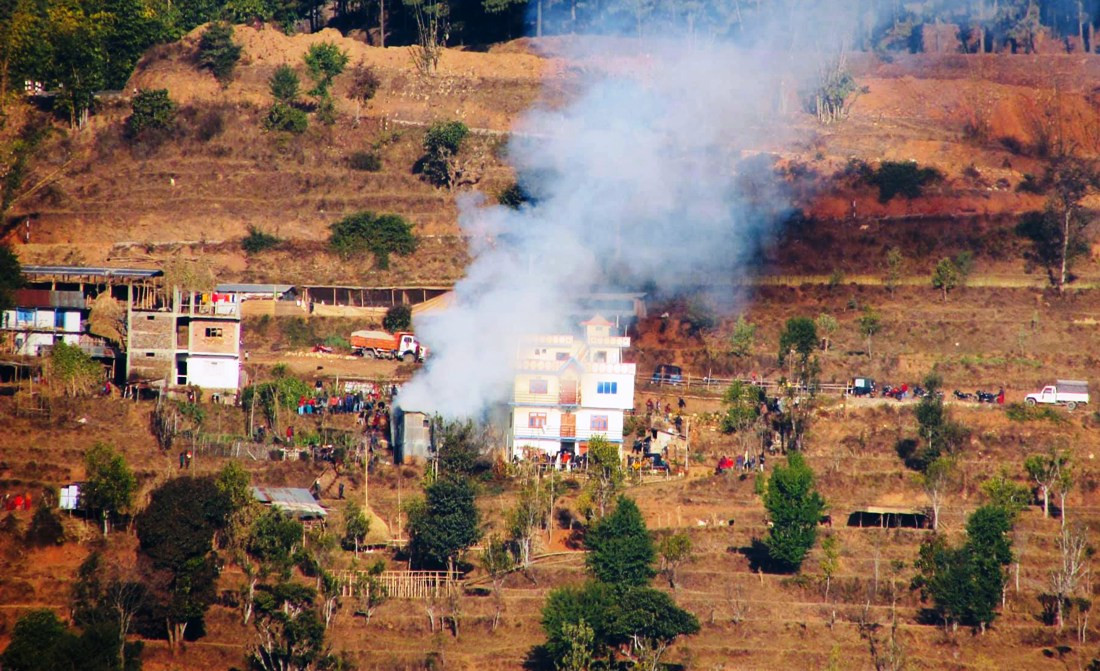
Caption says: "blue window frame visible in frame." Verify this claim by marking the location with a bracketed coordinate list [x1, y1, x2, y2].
[597, 381, 618, 394]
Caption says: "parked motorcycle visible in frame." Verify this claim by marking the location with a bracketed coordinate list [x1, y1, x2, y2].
[976, 390, 998, 403]
[953, 390, 974, 401]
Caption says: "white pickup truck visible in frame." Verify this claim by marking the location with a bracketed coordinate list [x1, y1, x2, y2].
[1025, 380, 1090, 410]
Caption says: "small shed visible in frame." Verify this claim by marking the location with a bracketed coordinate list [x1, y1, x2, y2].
[252, 486, 327, 520]
[391, 408, 434, 464]
[847, 506, 929, 529]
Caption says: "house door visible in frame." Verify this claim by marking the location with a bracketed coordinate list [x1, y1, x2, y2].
[560, 413, 576, 439]
[560, 379, 578, 405]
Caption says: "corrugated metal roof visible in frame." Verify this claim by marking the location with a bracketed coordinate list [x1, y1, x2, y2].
[251, 486, 327, 518]
[215, 283, 295, 294]
[22, 265, 162, 279]
[12, 288, 85, 309]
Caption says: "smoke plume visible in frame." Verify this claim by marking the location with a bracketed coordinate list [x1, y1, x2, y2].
[399, 10, 859, 417]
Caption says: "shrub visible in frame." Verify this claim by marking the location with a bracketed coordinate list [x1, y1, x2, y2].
[263, 103, 308, 134]
[26, 505, 64, 546]
[349, 151, 382, 171]
[862, 161, 942, 202]
[323, 335, 350, 350]
[1005, 402, 1066, 424]
[196, 108, 225, 141]
[279, 317, 316, 348]
[127, 89, 177, 136]
[497, 181, 530, 209]
[197, 23, 242, 84]
[417, 120, 470, 189]
[269, 65, 301, 104]
[241, 226, 282, 254]
[329, 211, 418, 269]
[348, 64, 381, 101]
[383, 305, 412, 332]
[1017, 173, 1045, 194]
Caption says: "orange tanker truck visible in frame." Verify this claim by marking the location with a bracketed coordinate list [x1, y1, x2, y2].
[349, 330, 426, 362]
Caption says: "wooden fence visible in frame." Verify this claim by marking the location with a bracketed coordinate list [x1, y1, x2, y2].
[338, 570, 457, 600]
[637, 375, 852, 396]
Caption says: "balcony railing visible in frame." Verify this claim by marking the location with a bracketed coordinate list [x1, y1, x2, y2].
[512, 391, 582, 406]
[513, 428, 623, 442]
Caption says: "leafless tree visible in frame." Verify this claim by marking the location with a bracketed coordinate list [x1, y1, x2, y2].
[1049, 523, 1092, 631]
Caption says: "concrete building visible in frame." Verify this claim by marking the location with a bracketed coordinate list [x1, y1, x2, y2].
[509, 315, 636, 460]
[127, 288, 242, 391]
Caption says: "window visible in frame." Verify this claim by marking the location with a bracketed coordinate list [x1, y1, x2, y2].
[555, 352, 570, 361]
[54, 312, 65, 328]
[590, 415, 608, 431]
[593, 350, 607, 363]
[145, 352, 156, 357]
[596, 381, 618, 394]
[528, 412, 547, 429]
[529, 379, 548, 395]
[146, 315, 155, 321]
[204, 327, 223, 338]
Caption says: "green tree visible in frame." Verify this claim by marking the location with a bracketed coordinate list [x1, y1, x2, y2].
[584, 435, 624, 519]
[657, 531, 692, 590]
[303, 41, 348, 125]
[0, 609, 71, 671]
[931, 257, 958, 302]
[49, 341, 102, 396]
[605, 586, 700, 668]
[720, 380, 762, 435]
[884, 246, 904, 293]
[1045, 154, 1100, 294]
[0, 244, 23, 311]
[763, 452, 826, 572]
[418, 120, 470, 190]
[249, 581, 337, 671]
[269, 64, 301, 104]
[584, 496, 656, 587]
[820, 534, 840, 601]
[248, 508, 304, 579]
[541, 581, 617, 665]
[44, 6, 106, 128]
[912, 505, 1013, 632]
[383, 304, 412, 332]
[263, 102, 308, 133]
[980, 469, 1031, 521]
[815, 313, 838, 352]
[342, 501, 369, 557]
[729, 314, 756, 357]
[1025, 447, 1070, 519]
[921, 456, 954, 531]
[407, 475, 480, 571]
[81, 442, 136, 535]
[197, 22, 241, 84]
[903, 371, 968, 471]
[858, 306, 881, 356]
[328, 210, 418, 269]
[777, 317, 817, 364]
[481, 534, 514, 630]
[135, 476, 232, 651]
[436, 419, 485, 477]
[127, 88, 176, 136]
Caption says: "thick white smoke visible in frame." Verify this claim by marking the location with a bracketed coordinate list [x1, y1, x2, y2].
[399, 19, 855, 417]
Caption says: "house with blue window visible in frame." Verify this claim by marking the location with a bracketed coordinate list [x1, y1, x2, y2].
[1, 288, 91, 357]
[509, 315, 636, 460]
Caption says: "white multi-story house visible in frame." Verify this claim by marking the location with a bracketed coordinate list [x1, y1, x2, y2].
[509, 315, 636, 460]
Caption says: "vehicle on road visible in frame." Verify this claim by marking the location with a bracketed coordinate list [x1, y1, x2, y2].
[1025, 380, 1089, 410]
[350, 330, 425, 362]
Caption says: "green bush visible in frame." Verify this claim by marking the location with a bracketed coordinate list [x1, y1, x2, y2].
[269, 65, 301, 104]
[329, 211, 418, 269]
[241, 226, 282, 254]
[497, 181, 530, 209]
[280, 317, 316, 348]
[417, 120, 470, 189]
[263, 102, 308, 134]
[1005, 402, 1065, 424]
[349, 151, 382, 171]
[197, 23, 242, 83]
[323, 335, 350, 350]
[863, 161, 942, 202]
[383, 305, 412, 332]
[127, 89, 177, 136]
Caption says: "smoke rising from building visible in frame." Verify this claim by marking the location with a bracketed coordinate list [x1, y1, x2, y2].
[399, 8, 862, 417]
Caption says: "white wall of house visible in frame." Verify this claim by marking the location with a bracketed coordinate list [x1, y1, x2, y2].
[579, 370, 635, 411]
[186, 356, 240, 390]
